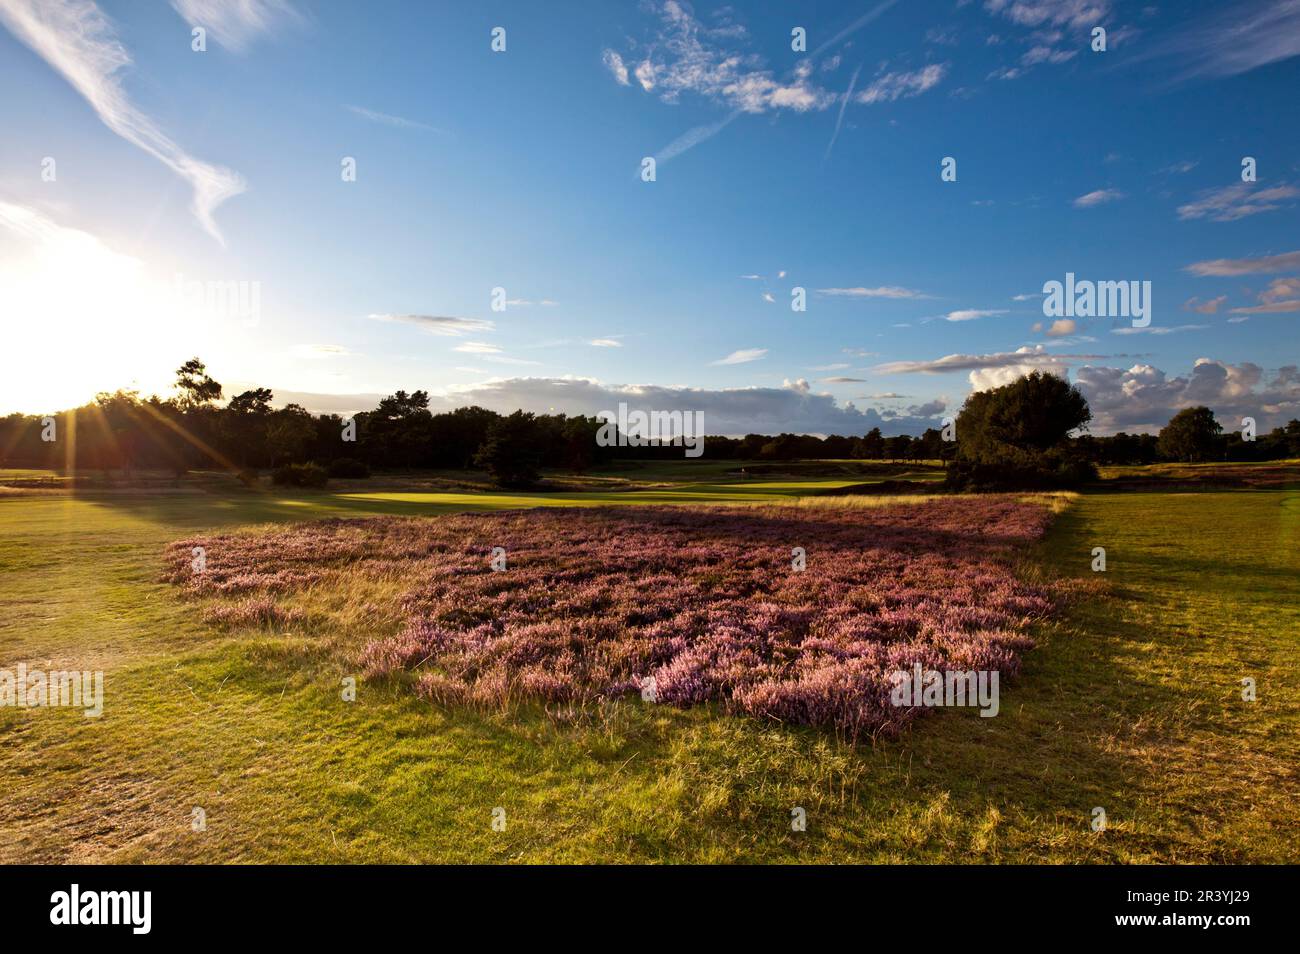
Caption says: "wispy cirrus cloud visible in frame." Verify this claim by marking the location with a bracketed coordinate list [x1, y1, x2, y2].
[367, 314, 495, 336]
[1112, 323, 1209, 335]
[816, 285, 930, 299]
[345, 104, 443, 133]
[453, 341, 501, 355]
[1185, 250, 1300, 276]
[170, 0, 301, 53]
[0, 0, 245, 244]
[873, 344, 1105, 377]
[291, 343, 353, 359]
[944, 308, 1008, 321]
[1177, 182, 1299, 222]
[711, 348, 768, 365]
[1132, 0, 1300, 81]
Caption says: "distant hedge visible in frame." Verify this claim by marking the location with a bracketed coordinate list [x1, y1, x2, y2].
[272, 462, 328, 488]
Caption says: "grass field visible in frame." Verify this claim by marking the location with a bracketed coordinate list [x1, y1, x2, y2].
[0, 468, 1296, 862]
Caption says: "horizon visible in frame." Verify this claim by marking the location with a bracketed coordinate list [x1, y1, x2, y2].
[2, 0, 1298, 436]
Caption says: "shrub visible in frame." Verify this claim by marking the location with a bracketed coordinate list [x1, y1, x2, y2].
[271, 462, 328, 488]
[327, 458, 371, 478]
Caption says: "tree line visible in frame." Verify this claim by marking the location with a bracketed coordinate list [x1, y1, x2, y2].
[1, 360, 1296, 487]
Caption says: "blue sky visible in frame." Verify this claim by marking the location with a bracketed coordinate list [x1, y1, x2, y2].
[1, 0, 1298, 434]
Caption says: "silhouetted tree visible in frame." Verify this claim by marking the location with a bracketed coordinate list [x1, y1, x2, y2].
[474, 410, 544, 488]
[1158, 406, 1223, 462]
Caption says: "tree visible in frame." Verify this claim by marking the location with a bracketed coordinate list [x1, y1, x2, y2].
[947, 371, 1094, 490]
[858, 427, 885, 460]
[474, 410, 544, 488]
[958, 371, 1090, 457]
[1157, 406, 1223, 462]
[222, 388, 274, 467]
[361, 390, 432, 467]
[265, 404, 317, 466]
[174, 358, 223, 408]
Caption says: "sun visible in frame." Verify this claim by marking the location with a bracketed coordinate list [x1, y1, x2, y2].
[0, 202, 225, 414]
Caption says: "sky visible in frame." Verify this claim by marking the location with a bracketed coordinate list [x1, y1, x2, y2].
[0, 0, 1298, 436]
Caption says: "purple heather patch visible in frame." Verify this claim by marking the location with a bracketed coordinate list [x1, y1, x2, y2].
[164, 498, 1059, 738]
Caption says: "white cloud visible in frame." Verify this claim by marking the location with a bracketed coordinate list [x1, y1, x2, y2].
[1044, 318, 1076, 336]
[589, 338, 624, 347]
[1184, 295, 1228, 314]
[984, 0, 1112, 30]
[711, 348, 768, 365]
[623, 2, 937, 164]
[945, 308, 1008, 321]
[1073, 188, 1124, 208]
[1178, 183, 1299, 222]
[170, 0, 300, 53]
[1076, 360, 1300, 433]
[601, 49, 630, 85]
[367, 314, 494, 336]
[454, 341, 502, 354]
[1228, 277, 1300, 314]
[1021, 45, 1077, 65]
[856, 64, 949, 104]
[0, 0, 245, 244]
[610, 1, 834, 113]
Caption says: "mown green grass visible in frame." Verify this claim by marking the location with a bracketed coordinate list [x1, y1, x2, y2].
[0, 479, 1296, 862]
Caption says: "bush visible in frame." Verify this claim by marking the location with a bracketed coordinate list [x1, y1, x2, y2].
[271, 462, 328, 488]
[327, 457, 370, 478]
[944, 452, 1097, 492]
